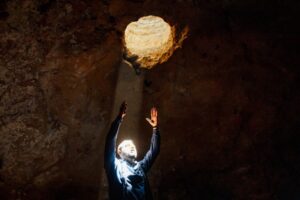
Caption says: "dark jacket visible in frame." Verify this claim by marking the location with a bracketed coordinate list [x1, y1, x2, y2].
[104, 116, 160, 200]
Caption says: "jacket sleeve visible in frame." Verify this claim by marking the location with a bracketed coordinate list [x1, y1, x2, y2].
[140, 128, 160, 173]
[104, 116, 122, 171]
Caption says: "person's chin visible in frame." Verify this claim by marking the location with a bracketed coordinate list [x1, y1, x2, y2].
[128, 154, 136, 159]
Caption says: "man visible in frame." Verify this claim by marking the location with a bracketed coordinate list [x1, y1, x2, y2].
[104, 102, 160, 200]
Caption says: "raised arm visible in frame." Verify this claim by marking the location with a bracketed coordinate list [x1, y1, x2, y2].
[104, 102, 127, 171]
[140, 107, 161, 173]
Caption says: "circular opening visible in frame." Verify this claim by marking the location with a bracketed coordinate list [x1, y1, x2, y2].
[124, 15, 174, 69]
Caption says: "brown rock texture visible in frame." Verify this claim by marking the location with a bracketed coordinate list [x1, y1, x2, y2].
[0, 0, 299, 199]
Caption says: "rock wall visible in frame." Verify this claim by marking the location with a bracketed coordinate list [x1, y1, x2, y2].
[0, 0, 299, 199]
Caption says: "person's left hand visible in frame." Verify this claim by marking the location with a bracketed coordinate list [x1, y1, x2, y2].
[146, 107, 158, 127]
[119, 101, 127, 119]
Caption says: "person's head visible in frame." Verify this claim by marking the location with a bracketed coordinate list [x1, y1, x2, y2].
[117, 140, 137, 162]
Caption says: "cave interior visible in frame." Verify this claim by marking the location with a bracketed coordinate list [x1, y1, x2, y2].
[0, 0, 300, 199]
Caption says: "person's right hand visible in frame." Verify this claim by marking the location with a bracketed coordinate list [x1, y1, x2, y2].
[119, 101, 127, 119]
[146, 107, 158, 127]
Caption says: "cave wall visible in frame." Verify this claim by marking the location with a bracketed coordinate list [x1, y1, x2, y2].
[0, 0, 299, 199]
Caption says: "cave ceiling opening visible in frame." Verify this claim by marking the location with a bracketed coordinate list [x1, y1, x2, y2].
[124, 15, 175, 69]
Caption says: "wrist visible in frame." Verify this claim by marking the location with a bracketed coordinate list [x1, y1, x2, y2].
[117, 114, 123, 121]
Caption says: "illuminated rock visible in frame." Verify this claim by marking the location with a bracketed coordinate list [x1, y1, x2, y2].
[124, 16, 175, 69]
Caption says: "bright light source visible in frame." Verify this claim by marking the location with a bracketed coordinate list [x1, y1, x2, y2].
[124, 16, 175, 69]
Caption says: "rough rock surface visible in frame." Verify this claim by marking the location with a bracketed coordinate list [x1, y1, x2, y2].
[0, 0, 299, 199]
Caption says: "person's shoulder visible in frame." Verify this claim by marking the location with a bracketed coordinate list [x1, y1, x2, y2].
[135, 161, 143, 169]
[114, 158, 123, 171]
[115, 158, 121, 165]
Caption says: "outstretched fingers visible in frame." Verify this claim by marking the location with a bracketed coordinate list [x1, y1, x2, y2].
[146, 107, 158, 127]
[151, 107, 157, 118]
[119, 101, 127, 118]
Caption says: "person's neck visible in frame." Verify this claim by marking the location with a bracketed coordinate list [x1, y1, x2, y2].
[122, 157, 136, 166]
